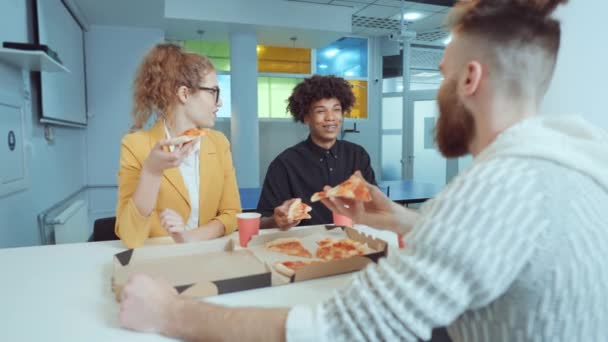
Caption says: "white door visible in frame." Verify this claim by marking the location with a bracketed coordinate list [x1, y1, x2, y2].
[382, 89, 470, 185]
[404, 90, 448, 186]
[404, 90, 476, 185]
[382, 90, 447, 184]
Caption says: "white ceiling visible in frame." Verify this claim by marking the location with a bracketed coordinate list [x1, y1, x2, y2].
[290, 0, 452, 42]
[69, 0, 452, 47]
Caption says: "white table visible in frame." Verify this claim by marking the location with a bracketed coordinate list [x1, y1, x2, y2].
[0, 229, 379, 341]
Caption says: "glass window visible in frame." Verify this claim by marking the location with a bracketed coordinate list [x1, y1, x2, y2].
[183, 40, 231, 72]
[216, 74, 231, 118]
[316, 37, 368, 78]
[257, 45, 311, 74]
[257, 77, 301, 118]
[382, 71, 443, 93]
[258, 77, 270, 118]
[257, 77, 366, 119]
[410, 70, 443, 90]
[347, 80, 368, 119]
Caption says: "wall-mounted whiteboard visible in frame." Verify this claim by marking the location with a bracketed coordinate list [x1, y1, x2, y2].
[35, 0, 87, 126]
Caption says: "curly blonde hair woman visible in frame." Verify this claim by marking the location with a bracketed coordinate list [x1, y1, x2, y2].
[115, 43, 241, 248]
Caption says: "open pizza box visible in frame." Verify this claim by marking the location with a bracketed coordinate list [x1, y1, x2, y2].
[245, 225, 388, 285]
[112, 238, 271, 301]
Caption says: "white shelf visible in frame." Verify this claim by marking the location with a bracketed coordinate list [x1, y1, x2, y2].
[0, 48, 69, 73]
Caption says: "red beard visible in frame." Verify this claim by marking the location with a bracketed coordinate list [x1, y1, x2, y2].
[436, 78, 475, 158]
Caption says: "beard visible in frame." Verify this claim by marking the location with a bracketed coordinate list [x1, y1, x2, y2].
[436, 78, 476, 158]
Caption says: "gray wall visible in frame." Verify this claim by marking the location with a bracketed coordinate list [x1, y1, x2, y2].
[258, 121, 309, 184]
[0, 1, 86, 247]
[229, 32, 260, 187]
[84, 25, 164, 225]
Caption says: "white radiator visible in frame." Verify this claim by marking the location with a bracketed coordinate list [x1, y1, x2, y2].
[53, 199, 89, 244]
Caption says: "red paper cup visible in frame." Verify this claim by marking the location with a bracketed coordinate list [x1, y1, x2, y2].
[237, 213, 261, 247]
[398, 233, 405, 249]
[333, 212, 353, 228]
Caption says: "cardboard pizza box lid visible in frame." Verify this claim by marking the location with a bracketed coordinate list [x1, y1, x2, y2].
[292, 255, 372, 282]
[112, 238, 271, 300]
[246, 225, 388, 285]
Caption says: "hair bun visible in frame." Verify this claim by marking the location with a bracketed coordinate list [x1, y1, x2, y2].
[473, 0, 568, 18]
[518, 0, 568, 17]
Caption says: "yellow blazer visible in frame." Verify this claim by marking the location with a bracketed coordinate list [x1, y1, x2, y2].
[115, 121, 241, 248]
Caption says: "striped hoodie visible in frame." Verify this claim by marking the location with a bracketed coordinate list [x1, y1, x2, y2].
[287, 115, 608, 342]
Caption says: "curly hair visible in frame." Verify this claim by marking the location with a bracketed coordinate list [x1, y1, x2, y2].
[131, 43, 215, 129]
[286, 75, 355, 123]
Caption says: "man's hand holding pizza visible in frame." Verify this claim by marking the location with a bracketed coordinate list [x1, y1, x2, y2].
[319, 171, 419, 235]
[273, 199, 302, 230]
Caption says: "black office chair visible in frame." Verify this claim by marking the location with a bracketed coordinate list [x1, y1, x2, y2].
[90, 216, 119, 242]
[430, 328, 452, 342]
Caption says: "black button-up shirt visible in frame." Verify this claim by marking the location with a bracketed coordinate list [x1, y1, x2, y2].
[257, 136, 377, 226]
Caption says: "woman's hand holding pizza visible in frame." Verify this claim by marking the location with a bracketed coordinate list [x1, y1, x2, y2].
[142, 138, 199, 177]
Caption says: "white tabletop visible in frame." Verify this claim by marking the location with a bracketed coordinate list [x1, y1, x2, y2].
[0, 227, 386, 341]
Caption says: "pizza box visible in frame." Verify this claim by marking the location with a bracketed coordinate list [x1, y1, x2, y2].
[112, 238, 271, 301]
[245, 225, 388, 285]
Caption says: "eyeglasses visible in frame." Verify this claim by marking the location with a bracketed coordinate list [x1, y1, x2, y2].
[198, 86, 220, 104]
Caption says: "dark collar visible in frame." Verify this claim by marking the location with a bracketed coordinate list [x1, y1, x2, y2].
[305, 135, 339, 159]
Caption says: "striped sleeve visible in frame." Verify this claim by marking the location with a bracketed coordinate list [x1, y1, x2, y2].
[288, 158, 550, 341]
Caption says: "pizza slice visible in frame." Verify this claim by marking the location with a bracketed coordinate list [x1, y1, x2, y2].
[264, 237, 312, 258]
[316, 237, 337, 247]
[166, 127, 206, 146]
[310, 174, 372, 202]
[273, 260, 324, 277]
[315, 238, 367, 261]
[287, 198, 312, 221]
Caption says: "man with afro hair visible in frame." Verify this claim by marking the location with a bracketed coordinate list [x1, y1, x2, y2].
[256, 75, 377, 229]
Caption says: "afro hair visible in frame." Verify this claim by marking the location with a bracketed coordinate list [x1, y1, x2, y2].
[286, 75, 356, 123]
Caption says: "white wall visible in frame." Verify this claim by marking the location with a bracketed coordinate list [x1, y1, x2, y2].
[0, 1, 86, 248]
[542, 2, 608, 130]
[84, 26, 164, 224]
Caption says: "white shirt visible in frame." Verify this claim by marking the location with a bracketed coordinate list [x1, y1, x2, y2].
[164, 122, 201, 230]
